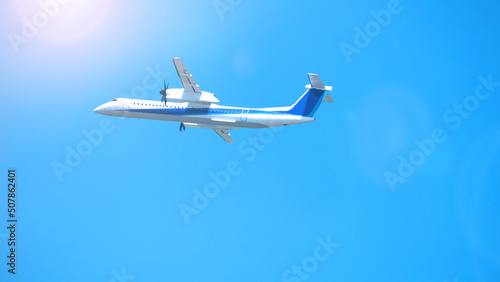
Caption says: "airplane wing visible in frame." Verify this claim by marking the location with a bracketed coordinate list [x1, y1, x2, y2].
[214, 129, 234, 143]
[173, 57, 201, 93]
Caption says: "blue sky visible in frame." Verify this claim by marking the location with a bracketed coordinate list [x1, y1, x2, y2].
[1, 0, 500, 281]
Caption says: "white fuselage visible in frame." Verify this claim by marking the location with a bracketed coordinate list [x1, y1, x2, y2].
[93, 98, 314, 129]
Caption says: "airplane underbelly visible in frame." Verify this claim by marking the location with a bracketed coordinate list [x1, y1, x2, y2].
[126, 110, 310, 129]
[245, 113, 312, 128]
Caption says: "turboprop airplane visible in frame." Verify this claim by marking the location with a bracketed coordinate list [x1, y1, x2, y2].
[93, 57, 333, 143]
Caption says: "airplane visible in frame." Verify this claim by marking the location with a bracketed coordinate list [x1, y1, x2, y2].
[93, 57, 333, 143]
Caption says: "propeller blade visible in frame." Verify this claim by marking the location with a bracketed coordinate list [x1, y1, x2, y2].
[160, 80, 169, 105]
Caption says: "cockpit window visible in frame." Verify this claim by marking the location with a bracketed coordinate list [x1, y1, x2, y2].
[112, 99, 118, 101]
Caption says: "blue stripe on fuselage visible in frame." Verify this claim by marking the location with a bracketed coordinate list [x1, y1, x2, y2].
[129, 107, 242, 116]
[128, 106, 293, 117]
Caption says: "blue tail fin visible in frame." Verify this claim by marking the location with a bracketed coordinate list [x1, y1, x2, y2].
[285, 74, 332, 117]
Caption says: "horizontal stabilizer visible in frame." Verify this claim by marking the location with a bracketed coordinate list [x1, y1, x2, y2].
[306, 73, 332, 91]
[323, 93, 334, 103]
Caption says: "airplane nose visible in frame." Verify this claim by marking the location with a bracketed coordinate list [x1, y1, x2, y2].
[94, 105, 105, 114]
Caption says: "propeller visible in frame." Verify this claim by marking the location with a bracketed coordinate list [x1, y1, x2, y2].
[159, 80, 169, 105]
[179, 122, 186, 132]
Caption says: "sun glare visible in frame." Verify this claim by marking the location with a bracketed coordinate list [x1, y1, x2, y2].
[13, 0, 115, 43]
